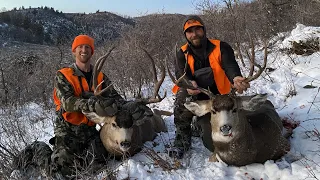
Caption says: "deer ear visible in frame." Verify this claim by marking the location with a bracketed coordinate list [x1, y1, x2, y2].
[82, 110, 109, 124]
[184, 100, 212, 117]
[241, 94, 268, 111]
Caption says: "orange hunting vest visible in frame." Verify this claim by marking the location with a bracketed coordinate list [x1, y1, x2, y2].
[172, 39, 231, 95]
[53, 67, 104, 126]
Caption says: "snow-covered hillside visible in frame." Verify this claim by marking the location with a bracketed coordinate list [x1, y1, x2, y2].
[4, 24, 320, 180]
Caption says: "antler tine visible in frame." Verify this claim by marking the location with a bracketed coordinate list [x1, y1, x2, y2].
[139, 47, 167, 104]
[140, 47, 158, 86]
[166, 59, 196, 90]
[165, 45, 196, 90]
[198, 87, 215, 99]
[150, 62, 166, 103]
[93, 46, 116, 96]
[245, 39, 268, 83]
[248, 34, 255, 77]
[166, 43, 215, 99]
[164, 52, 178, 84]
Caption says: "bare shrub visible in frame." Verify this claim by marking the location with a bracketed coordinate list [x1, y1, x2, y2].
[290, 38, 320, 55]
[196, 0, 320, 47]
[0, 103, 55, 179]
[0, 44, 71, 109]
[96, 14, 185, 99]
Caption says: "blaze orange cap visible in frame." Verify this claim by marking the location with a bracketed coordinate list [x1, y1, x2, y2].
[72, 35, 94, 54]
[183, 19, 204, 32]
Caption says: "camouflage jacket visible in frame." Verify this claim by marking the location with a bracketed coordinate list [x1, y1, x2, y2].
[54, 63, 124, 114]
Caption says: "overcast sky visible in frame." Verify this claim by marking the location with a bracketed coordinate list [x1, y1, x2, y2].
[0, 0, 201, 17]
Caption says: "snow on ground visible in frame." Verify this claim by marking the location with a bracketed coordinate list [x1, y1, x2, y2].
[106, 24, 320, 180]
[2, 24, 320, 179]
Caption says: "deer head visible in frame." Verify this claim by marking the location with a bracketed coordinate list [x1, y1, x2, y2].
[83, 46, 166, 153]
[184, 94, 268, 142]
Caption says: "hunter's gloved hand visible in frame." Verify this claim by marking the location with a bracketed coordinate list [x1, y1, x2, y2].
[82, 96, 118, 117]
[81, 91, 95, 99]
[122, 101, 153, 120]
[79, 91, 96, 112]
[80, 96, 97, 112]
[94, 97, 118, 117]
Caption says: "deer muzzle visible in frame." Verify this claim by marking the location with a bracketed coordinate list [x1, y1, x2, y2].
[220, 125, 232, 136]
[120, 141, 131, 151]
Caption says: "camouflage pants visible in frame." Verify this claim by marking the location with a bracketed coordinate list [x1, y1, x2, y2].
[51, 117, 108, 178]
[173, 88, 212, 151]
[173, 89, 194, 151]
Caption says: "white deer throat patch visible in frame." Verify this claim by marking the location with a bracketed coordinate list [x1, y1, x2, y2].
[211, 110, 235, 143]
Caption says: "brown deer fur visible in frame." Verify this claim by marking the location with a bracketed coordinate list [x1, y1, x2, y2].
[82, 46, 167, 157]
[184, 94, 290, 166]
[83, 110, 167, 157]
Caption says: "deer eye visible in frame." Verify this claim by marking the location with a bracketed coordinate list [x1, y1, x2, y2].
[112, 123, 117, 128]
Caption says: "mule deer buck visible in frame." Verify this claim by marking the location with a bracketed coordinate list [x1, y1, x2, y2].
[167, 40, 291, 166]
[83, 47, 167, 157]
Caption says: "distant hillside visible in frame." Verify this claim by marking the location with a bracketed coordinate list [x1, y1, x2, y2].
[0, 7, 135, 45]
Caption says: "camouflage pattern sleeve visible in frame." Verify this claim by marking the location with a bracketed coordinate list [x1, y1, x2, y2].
[100, 74, 126, 105]
[54, 72, 88, 112]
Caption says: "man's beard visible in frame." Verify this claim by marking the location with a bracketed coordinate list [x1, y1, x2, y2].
[190, 34, 204, 47]
[191, 38, 202, 47]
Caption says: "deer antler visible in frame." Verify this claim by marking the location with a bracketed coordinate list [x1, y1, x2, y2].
[244, 39, 268, 83]
[166, 44, 196, 90]
[137, 47, 167, 104]
[230, 39, 268, 95]
[93, 46, 116, 96]
[165, 44, 215, 99]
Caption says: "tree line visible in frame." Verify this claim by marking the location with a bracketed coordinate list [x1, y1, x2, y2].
[0, 0, 319, 107]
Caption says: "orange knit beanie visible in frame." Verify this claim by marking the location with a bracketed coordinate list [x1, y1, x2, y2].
[71, 35, 94, 54]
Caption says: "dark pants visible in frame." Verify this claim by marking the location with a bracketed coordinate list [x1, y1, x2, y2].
[173, 88, 211, 151]
[51, 117, 108, 178]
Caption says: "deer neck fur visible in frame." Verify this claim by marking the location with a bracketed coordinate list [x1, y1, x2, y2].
[211, 109, 258, 165]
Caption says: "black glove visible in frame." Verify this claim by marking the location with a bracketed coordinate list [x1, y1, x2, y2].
[81, 91, 95, 99]
[94, 98, 118, 117]
[122, 101, 153, 120]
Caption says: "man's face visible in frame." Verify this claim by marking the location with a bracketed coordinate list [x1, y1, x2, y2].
[185, 26, 204, 47]
[72, 44, 92, 63]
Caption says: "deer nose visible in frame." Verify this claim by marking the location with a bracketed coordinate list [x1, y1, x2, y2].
[120, 141, 131, 148]
[220, 125, 232, 135]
